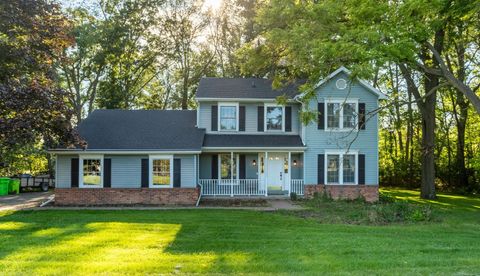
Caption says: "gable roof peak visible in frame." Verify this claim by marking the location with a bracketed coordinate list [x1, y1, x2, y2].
[311, 66, 387, 100]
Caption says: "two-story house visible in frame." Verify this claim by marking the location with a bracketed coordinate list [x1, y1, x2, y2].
[51, 67, 386, 205]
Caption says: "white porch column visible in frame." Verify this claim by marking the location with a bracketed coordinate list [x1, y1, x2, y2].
[288, 152, 291, 195]
[264, 152, 268, 197]
[230, 151, 234, 197]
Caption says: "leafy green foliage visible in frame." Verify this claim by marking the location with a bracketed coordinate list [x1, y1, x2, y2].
[0, 0, 79, 175]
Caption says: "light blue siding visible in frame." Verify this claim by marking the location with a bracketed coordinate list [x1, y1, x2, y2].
[56, 154, 196, 189]
[107, 155, 145, 188]
[245, 154, 259, 179]
[291, 153, 303, 179]
[199, 154, 212, 179]
[304, 72, 379, 185]
[174, 154, 196, 188]
[56, 155, 76, 188]
[198, 101, 301, 134]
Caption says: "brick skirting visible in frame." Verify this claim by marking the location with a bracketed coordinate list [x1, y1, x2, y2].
[304, 184, 379, 202]
[55, 188, 200, 206]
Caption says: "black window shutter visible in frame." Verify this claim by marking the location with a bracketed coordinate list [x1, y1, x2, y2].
[318, 103, 325, 130]
[317, 154, 325, 184]
[211, 105, 218, 131]
[211, 155, 218, 179]
[257, 106, 264, 132]
[359, 103, 366, 130]
[174, 158, 181, 188]
[71, 158, 79, 188]
[141, 159, 149, 188]
[239, 106, 246, 131]
[104, 158, 111, 188]
[239, 154, 246, 179]
[359, 154, 366, 184]
[285, 106, 292, 132]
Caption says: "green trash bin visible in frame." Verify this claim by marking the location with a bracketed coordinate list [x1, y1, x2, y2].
[0, 178, 10, 196]
[9, 179, 20, 194]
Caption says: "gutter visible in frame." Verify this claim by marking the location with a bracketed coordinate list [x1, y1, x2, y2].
[48, 150, 202, 154]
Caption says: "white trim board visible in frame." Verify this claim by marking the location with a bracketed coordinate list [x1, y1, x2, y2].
[50, 150, 202, 154]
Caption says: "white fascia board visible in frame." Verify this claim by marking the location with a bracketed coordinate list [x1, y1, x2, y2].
[196, 97, 299, 103]
[50, 150, 202, 154]
[202, 147, 306, 152]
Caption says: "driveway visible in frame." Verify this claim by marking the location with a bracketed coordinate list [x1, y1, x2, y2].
[0, 191, 53, 211]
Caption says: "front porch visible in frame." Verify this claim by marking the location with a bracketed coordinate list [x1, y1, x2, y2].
[198, 151, 304, 197]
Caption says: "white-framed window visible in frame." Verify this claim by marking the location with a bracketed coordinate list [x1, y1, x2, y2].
[265, 104, 285, 131]
[218, 153, 238, 184]
[219, 103, 239, 131]
[79, 155, 103, 188]
[325, 99, 358, 130]
[325, 151, 358, 185]
[149, 155, 173, 188]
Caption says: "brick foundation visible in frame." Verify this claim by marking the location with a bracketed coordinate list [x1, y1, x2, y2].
[55, 188, 200, 206]
[304, 184, 379, 202]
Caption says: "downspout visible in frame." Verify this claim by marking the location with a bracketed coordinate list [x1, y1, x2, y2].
[196, 183, 203, 207]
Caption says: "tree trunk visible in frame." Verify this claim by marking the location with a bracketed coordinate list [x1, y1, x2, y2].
[454, 91, 469, 189]
[420, 74, 437, 199]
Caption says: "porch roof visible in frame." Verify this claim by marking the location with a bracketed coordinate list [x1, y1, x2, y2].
[202, 134, 304, 149]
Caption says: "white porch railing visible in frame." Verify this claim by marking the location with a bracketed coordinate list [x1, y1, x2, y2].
[199, 179, 266, 196]
[199, 179, 304, 196]
[291, 179, 304, 195]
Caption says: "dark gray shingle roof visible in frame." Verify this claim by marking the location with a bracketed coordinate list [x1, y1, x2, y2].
[77, 110, 205, 151]
[203, 134, 304, 148]
[196, 77, 303, 99]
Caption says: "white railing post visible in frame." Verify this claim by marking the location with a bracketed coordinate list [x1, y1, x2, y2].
[230, 152, 234, 197]
[288, 152, 291, 195]
[264, 152, 268, 197]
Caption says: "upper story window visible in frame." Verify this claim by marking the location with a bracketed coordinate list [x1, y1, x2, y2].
[265, 105, 284, 131]
[219, 103, 238, 131]
[326, 100, 358, 130]
[80, 155, 103, 188]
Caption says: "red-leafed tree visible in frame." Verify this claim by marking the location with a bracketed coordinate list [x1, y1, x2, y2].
[0, 0, 79, 174]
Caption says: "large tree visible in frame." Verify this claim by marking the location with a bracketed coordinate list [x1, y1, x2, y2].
[237, 0, 480, 198]
[0, 0, 79, 174]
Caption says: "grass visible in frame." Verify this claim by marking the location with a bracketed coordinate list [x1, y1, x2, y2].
[0, 188, 479, 275]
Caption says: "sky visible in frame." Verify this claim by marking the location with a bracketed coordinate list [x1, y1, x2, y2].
[59, 0, 224, 12]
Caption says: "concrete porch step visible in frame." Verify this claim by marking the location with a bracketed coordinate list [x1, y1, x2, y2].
[267, 190, 289, 196]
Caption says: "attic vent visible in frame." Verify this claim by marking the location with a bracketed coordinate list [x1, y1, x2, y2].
[336, 78, 347, 90]
[251, 81, 256, 88]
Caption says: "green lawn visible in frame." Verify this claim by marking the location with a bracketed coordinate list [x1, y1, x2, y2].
[0, 189, 479, 275]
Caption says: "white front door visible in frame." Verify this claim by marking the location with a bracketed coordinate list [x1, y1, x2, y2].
[267, 153, 285, 190]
